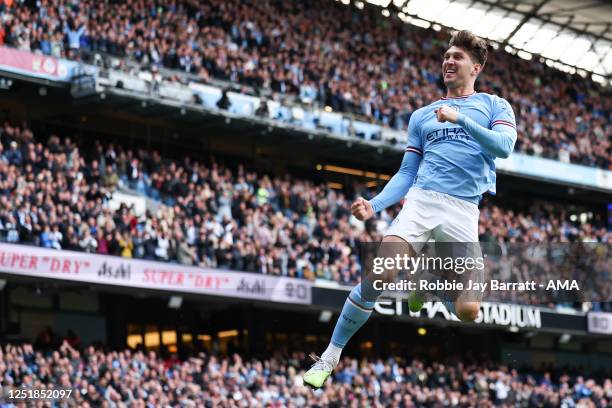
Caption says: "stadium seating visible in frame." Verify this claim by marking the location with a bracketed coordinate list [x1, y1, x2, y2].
[0, 342, 609, 406]
[0, 122, 609, 296]
[0, 0, 609, 169]
[1, 2, 611, 405]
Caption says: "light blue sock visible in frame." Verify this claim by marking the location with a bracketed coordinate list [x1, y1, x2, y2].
[330, 281, 380, 348]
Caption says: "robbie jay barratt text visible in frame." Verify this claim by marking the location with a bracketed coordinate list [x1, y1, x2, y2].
[372, 280, 580, 292]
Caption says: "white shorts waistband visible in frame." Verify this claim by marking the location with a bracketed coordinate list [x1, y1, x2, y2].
[409, 187, 479, 214]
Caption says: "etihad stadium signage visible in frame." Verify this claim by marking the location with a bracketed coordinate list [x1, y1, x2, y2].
[374, 299, 542, 329]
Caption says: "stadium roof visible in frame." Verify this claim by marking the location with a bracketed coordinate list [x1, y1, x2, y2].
[358, 0, 612, 85]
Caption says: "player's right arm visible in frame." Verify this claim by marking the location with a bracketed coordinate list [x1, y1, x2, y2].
[368, 151, 421, 212]
[352, 110, 423, 221]
[453, 96, 517, 158]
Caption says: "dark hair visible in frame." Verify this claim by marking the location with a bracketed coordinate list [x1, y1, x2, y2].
[449, 30, 488, 67]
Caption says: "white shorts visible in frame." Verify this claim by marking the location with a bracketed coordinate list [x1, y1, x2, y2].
[384, 187, 480, 253]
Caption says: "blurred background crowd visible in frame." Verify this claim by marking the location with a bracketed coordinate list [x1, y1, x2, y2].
[0, 341, 610, 407]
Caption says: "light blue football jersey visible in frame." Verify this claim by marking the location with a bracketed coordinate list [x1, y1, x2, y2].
[405, 92, 517, 203]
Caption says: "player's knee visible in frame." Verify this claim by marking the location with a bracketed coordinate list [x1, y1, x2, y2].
[382, 235, 407, 244]
[456, 301, 480, 322]
[381, 235, 416, 254]
[359, 280, 381, 303]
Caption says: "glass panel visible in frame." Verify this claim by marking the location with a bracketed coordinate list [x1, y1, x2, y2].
[508, 21, 541, 48]
[406, 0, 430, 15]
[540, 33, 576, 60]
[489, 14, 522, 42]
[593, 44, 612, 75]
[523, 24, 559, 54]
[562, 37, 593, 66]
[417, 0, 450, 21]
[593, 41, 611, 59]
[457, 6, 487, 31]
[437, 2, 467, 28]
[591, 74, 606, 84]
[602, 52, 612, 75]
[366, 0, 392, 6]
[575, 51, 599, 71]
[471, 10, 504, 38]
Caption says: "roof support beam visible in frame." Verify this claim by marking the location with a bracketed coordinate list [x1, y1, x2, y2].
[595, 49, 611, 76]
[538, 2, 605, 17]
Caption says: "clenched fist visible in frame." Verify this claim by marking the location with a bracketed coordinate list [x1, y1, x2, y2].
[435, 105, 459, 123]
[351, 197, 374, 221]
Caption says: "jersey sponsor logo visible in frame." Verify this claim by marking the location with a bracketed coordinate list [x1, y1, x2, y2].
[425, 127, 470, 144]
[448, 104, 460, 112]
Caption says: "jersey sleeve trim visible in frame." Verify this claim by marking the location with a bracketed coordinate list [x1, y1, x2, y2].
[405, 146, 423, 156]
[491, 119, 516, 129]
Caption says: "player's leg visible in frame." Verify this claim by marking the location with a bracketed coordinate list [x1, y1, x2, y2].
[455, 296, 481, 321]
[304, 189, 434, 389]
[439, 242, 482, 322]
[435, 193, 482, 322]
[327, 235, 415, 350]
[303, 235, 416, 389]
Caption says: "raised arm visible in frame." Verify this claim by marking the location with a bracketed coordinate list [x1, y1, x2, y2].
[369, 151, 421, 212]
[436, 96, 517, 159]
[456, 113, 516, 158]
[351, 110, 423, 220]
[369, 109, 423, 213]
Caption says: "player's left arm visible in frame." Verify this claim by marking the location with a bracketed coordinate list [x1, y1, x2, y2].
[436, 97, 517, 158]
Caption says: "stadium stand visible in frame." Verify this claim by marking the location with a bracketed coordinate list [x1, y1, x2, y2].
[0, 121, 609, 310]
[0, 0, 610, 405]
[0, 122, 608, 271]
[0, 0, 610, 169]
[0, 342, 610, 407]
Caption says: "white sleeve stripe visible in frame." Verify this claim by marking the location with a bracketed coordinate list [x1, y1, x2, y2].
[492, 120, 516, 129]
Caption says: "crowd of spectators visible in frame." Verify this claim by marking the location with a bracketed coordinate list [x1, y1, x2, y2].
[0, 122, 609, 309]
[0, 0, 610, 169]
[0, 342, 610, 407]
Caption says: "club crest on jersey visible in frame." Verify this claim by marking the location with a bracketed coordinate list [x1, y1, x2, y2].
[448, 104, 460, 112]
